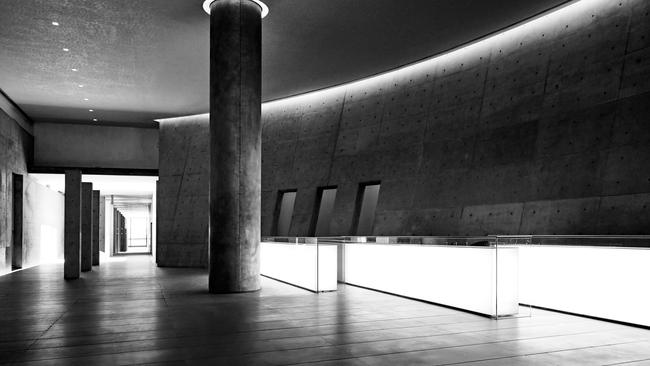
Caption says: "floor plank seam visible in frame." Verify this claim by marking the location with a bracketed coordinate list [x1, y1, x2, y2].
[283, 339, 650, 366]
[11, 324, 646, 364]
[433, 340, 650, 366]
[605, 357, 650, 365]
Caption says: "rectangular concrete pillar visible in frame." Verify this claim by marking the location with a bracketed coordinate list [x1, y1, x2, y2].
[113, 208, 119, 254]
[64, 170, 82, 279]
[12, 173, 23, 270]
[99, 196, 105, 253]
[11, 173, 23, 269]
[92, 190, 100, 266]
[119, 213, 127, 252]
[81, 182, 93, 272]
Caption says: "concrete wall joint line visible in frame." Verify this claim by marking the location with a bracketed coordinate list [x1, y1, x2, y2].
[515, 200, 526, 235]
[466, 52, 494, 180]
[325, 89, 348, 185]
[540, 53, 553, 105]
[173, 136, 192, 227]
[475, 52, 493, 126]
[616, 10, 633, 100]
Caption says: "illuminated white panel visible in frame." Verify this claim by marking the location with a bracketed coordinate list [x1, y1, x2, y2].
[519, 246, 650, 327]
[318, 245, 338, 291]
[261, 242, 337, 292]
[343, 244, 518, 317]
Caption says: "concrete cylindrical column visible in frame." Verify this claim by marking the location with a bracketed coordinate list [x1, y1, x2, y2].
[208, 0, 262, 293]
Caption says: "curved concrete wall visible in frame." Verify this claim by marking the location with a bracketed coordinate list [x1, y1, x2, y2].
[157, 0, 650, 266]
[260, 0, 650, 237]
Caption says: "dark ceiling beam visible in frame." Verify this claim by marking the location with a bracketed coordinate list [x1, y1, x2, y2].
[29, 166, 158, 176]
[0, 88, 33, 135]
[35, 119, 160, 129]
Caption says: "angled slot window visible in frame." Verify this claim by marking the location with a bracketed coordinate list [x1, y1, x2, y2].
[312, 186, 337, 237]
[275, 190, 297, 236]
[355, 182, 380, 236]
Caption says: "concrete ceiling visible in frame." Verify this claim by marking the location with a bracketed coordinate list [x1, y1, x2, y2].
[0, 0, 567, 126]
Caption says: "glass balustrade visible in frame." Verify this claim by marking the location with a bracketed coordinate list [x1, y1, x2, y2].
[261, 235, 650, 326]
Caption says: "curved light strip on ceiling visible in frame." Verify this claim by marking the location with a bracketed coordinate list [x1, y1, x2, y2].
[160, 0, 604, 124]
[262, 0, 600, 110]
[202, 0, 269, 18]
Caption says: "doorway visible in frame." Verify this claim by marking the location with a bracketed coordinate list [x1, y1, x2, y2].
[112, 195, 153, 254]
[27, 173, 158, 259]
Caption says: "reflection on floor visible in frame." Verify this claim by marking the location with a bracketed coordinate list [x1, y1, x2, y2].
[0, 255, 649, 365]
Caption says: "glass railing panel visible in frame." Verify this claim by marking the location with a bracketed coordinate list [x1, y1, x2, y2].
[316, 239, 338, 292]
[495, 235, 532, 319]
[515, 235, 650, 327]
[337, 235, 503, 318]
[260, 237, 337, 292]
[261, 235, 650, 326]
[260, 237, 318, 292]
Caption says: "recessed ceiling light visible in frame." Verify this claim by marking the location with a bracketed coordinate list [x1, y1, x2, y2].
[71, 68, 78, 72]
[63, 48, 69, 52]
[84, 98, 89, 101]
[202, 0, 268, 18]
[52, 21, 59, 26]
[78, 84, 84, 88]
[93, 118, 98, 122]
[89, 109, 94, 112]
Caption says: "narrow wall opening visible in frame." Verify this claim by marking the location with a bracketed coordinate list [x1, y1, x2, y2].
[275, 190, 296, 236]
[311, 186, 337, 237]
[354, 182, 380, 236]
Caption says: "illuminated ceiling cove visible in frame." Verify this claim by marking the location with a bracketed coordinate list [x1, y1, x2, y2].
[0, 0, 567, 125]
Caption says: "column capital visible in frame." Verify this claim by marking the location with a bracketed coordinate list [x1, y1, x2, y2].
[202, 0, 269, 18]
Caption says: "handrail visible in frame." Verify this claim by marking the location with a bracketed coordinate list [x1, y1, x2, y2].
[262, 235, 650, 248]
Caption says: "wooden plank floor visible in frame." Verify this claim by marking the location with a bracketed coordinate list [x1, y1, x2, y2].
[0, 255, 649, 365]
